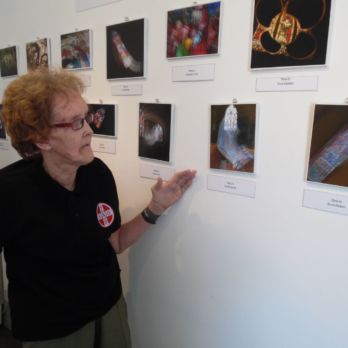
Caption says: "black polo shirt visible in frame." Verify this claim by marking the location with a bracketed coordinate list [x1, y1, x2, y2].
[0, 157, 122, 341]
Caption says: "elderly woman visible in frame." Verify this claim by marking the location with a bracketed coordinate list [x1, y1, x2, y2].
[0, 69, 196, 348]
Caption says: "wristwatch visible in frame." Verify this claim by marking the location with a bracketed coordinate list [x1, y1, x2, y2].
[141, 207, 160, 224]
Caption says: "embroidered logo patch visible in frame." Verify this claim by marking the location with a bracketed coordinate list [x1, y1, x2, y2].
[96, 203, 115, 228]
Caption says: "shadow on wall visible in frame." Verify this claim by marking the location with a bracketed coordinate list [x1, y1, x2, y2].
[123, 194, 346, 348]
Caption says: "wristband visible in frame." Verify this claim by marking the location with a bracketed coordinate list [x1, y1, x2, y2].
[141, 207, 160, 224]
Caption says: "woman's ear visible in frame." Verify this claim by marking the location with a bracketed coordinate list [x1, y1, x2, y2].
[34, 137, 52, 151]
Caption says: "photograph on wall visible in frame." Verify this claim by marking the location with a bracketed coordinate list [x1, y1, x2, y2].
[250, 0, 332, 69]
[167, 1, 221, 58]
[106, 18, 145, 79]
[0, 104, 6, 139]
[307, 104, 348, 188]
[0, 46, 18, 77]
[210, 104, 256, 173]
[138, 103, 172, 162]
[61, 29, 92, 69]
[26, 38, 50, 71]
[88, 103, 116, 137]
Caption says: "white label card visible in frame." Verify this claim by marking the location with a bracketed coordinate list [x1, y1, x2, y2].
[139, 163, 175, 181]
[0, 141, 9, 150]
[303, 189, 348, 216]
[207, 174, 256, 198]
[256, 75, 318, 92]
[91, 138, 116, 154]
[172, 64, 215, 82]
[111, 84, 143, 96]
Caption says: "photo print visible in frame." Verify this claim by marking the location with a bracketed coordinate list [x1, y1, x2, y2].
[88, 103, 116, 137]
[0, 104, 6, 139]
[210, 104, 256, 173]
[251, 0, 332, 69]
[106, 18, 145, 79]
[167, 1, 221, 58]
[0, 46, 18, 77]
[138, 103, 172, 162]
[307, 105, 348, 188]
[61, 29, 92, 69]
[26, 38, 50, 71]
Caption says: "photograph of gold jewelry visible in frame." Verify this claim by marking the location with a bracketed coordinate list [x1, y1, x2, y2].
[251, 0, 331, 68]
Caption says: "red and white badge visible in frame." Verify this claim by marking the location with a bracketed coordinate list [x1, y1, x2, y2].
[96, 202, 115, 228]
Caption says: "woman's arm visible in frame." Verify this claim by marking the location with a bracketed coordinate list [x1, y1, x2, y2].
[109, 169, 196, 253]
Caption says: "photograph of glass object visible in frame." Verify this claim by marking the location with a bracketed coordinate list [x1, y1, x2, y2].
[307, 104, 348, 187]
[251, 0, 332, 69]
[210, 104, 256, 173]
[167, 1, 221, 58]
[88, 104, 116, 137]
[106, 18, 144, 79]
[138, 103, 172, 162]
[61, 29, 92, 70]
[26, 38, 50, 71]
[0, 46, 18, 77]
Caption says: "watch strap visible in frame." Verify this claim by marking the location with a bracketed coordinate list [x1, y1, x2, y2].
[141, 207, 160, 224]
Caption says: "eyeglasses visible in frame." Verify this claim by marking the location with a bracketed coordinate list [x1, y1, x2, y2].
[51, 112, 94, 131]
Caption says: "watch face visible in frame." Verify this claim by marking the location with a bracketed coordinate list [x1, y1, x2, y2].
[141, 209, 156, 224]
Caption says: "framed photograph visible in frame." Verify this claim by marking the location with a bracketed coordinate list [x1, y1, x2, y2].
[60, 29, 92, 70]
[307, 104, 348, 188]
[138, 103, 173, 162]
[167, 1, 221, 58]
[0, 46, 18, 77]
[106, 18, 145, 79]
[88, 103, 117, 137]
[26, 38, 50, 71]
[0, 104, 6, 139]
[210, 104, 256, 173]
[250, 0, 332, 69]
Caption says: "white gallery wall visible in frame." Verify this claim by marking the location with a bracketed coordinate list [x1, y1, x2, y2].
[1, 0, 348, 347]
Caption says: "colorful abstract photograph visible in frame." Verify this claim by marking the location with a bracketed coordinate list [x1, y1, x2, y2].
[0, 46, 18, 77]
[138, 103, 172, 162]
[251, 0, 332, 69]
[0, 104, 6, 139]
[88, 103, 116, 137]
[26, 38, 50, 71]
[106, 19, 145, 79]
[211, 104, 256, 173]
[61, 29, 92, 69]
[167, 1, 221, 58]
[307, 105, 348, 187]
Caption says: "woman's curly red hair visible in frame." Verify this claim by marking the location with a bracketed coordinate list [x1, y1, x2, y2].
[1, 69, 84, 158]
